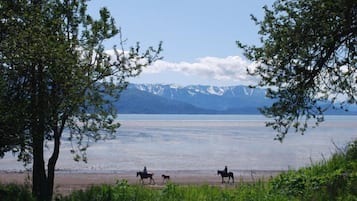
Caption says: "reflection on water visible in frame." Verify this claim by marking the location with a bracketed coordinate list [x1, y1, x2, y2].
[1, 115, 356, 172]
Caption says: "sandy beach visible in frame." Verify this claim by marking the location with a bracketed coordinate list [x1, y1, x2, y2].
[0, 170, 283, 195]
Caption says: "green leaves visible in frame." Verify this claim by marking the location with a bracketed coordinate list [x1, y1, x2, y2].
[1, 0, 162, 163]
[1, 1, 162, 199]
[238, 0, 357, 140]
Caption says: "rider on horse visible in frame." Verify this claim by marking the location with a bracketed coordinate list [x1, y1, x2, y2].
[137, 166, 155, 184]
[218, 165, 234, 183]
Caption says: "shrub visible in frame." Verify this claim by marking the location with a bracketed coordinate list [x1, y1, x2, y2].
[0, 183, 35, 201]
[269, 139, 357, 201]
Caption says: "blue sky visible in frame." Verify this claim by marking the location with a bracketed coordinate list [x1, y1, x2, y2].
[88, 0, 275, 86]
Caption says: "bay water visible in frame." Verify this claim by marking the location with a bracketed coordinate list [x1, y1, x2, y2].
[1, 115, 356, 172]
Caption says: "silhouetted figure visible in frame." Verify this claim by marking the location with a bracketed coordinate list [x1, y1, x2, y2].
[162, 174, 170, 183]
[217, 166, 234, 184]
[137, 171, 155, 184]
[143, 166, 147, 174]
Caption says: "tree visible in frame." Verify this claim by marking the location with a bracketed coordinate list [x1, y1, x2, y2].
[237, 0, 356, 141]
[0, 1, 162, 200]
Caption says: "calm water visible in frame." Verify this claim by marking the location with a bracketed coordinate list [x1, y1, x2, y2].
[1, 115, 356, 172]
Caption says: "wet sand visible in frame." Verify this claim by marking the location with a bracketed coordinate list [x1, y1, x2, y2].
[0, 170, 283, 195]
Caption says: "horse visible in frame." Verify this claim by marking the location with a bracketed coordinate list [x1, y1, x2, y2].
[217, 170, 234, 183]
[136, 171, 155, 184]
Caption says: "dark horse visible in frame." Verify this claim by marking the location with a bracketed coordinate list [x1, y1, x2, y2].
[217, 170, 234, 183]
[136, 171, 155, 184]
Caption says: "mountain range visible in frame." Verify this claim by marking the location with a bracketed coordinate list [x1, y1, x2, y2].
[114, 84, 357, 114]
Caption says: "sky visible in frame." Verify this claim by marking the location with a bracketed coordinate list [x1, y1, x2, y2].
[88, 0, 275, 86]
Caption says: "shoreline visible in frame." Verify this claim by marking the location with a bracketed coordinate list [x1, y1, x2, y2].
[0, 169, 284, 195]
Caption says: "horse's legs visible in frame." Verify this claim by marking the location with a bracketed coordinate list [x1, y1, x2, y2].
[227, 175, 234, 183]
[151, 177, 155, 185]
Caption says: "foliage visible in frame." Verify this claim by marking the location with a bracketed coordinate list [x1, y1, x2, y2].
[237, 0, 357, 140]
[346, 139, 357, 161]
[0, 0, 161, 200]
[60, 181, 293, 201]
[58, 180, 157, 201]
[0, 183, 35, 201]
[270, 140, 357, 200]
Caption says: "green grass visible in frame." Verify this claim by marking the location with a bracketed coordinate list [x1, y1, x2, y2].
[58, 180, 294, 201]
[1, 140, 357, 201]
[269, 140, 357, 201]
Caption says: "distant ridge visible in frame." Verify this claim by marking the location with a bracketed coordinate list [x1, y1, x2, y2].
[115, 88, 215, 114]
[114, 84, 357, 115]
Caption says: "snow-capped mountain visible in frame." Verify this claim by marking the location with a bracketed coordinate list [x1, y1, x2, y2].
[133, 84, 259, 97]
[116, 84, 271, 114]
[114, 84, 357, 114]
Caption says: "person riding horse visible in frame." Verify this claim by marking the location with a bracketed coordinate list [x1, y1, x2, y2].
[217, 166, 234, 183]
[137, 166, 155, 184]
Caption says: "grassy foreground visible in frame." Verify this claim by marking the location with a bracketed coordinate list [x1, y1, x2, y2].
[1, 140, 356, 201]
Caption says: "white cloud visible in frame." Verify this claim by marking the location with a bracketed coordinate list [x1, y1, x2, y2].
[143, 56, 258, 86]
[104, 48, 258, 86]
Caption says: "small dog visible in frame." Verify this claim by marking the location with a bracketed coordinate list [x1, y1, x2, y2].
[161, 174, 170, 183]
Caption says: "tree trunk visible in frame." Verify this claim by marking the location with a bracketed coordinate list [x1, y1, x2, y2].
[31, 63, 53, 201]
[32, 115, 61, 201]
[32, 133, 49, 201]
[47, 127, 61, 199]
[29, 1, 51, 199]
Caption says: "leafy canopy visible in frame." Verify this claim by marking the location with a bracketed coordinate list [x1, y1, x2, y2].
[0, 0, 162, 164]
[238, 0, 356, 141]
[1, 1, 162, 200]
